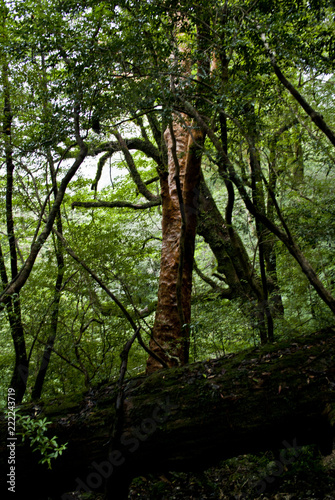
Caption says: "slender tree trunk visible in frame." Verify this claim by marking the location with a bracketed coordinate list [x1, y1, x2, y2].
[0, 109, 88, 311]
[247, 106, 274, 342]
[264, 123, 299, 317]
[146, 119, 204, 372]
[31, 212, 64, 401]
[198, 173, 263, 303]
[2, 52, 28, 403]
[261, 31, 335, 148]
[217, 20, 273, 341]
[31, 107, 65, 401]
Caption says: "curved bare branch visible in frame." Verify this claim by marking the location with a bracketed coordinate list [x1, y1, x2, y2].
[72, 199, 161, 210]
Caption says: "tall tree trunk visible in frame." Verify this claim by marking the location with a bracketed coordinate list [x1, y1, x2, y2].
[7, 299, 28, 403]
[197, 173, 263, 304]
[146, 119, 204, 372]
[2, 45, 28, 403]
[265, 122, 299, 317]
[0, 109, 88, 311]
[31, 213, 64, 401]
[31, 89, 65, 403]
[247, 105, 274, 342]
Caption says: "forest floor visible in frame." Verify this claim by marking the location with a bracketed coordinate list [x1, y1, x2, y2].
[65, 445, 335, 499]
[127, 446, 335, 499]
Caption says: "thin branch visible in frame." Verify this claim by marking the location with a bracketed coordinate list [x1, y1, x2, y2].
[113, 132, 160, 201]
[94, 137, 164, 169]
[136, 330, 168, 368]
[193, 260, 232, 299]
[116, 327, 141, 411]
[0, 111, 88, 310]
[27, 271, 79, 364]
[141, 236, 162, 250]
[72, 199, 161, 210]
[260, 31, 335, 148]
[0, 241, 8, 289]
[53, 228, 138, 331]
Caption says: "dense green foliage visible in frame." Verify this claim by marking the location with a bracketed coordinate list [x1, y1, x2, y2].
[0, 0, 335, 405]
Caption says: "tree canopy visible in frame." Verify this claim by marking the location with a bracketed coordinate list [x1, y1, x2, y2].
[0, 0, 335, 407]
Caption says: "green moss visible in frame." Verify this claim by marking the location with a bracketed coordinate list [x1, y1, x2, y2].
[43, 391, 85, 417]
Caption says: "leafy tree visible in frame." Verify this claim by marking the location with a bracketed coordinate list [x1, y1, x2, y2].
[0, 0, 335, 404]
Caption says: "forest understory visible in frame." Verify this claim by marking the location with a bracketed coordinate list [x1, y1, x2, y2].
[62, 448, 335, 500]
[129, 449, 335, 500]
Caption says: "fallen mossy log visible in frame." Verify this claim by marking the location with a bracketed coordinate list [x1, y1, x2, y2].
[1, 328, 335, 499]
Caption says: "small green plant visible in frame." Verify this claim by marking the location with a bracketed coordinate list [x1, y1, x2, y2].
[17, 412, 67, 469]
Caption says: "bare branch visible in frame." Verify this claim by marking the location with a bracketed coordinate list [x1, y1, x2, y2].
[113, 132, 160, 201]
[136, 330, 168, 368]
[72, 199, 161, 210]
[260, 31, 335, 148]
[193, 260, 232, 299]
[0, 117, 88, 310]
[52, 228, 138, 332]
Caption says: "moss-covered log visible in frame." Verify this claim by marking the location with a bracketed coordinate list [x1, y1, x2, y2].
[1, 328, 335, 499]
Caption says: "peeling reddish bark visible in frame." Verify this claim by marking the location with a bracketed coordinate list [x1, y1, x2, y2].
[146, 118, 204, 373]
